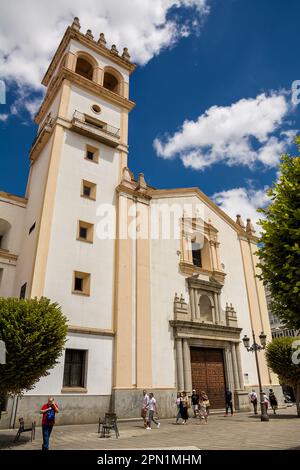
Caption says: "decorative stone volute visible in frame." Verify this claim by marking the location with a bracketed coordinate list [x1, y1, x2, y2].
[71, 17, 81, 31]
[246, 218, 255, 235]
[236, 214, 245, 229]
[136, 173, 147, 191]
[122, 47, 131, 61]
[225, 302, 238, 327]
[98, 33, 107, 46]
[85, 29, 94, 40]
[111, 44, 119, 55]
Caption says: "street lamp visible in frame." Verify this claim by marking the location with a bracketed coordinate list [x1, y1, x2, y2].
[242, 330, 269, 422]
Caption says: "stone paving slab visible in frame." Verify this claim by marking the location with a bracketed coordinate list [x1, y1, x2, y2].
[1, 407, 299, 451]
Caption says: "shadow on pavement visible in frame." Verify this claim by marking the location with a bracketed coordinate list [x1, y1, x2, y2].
[0, 433, 31, 449]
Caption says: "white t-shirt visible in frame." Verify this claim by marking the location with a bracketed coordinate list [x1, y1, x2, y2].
[142, 394, 149, 409]
[148, 397, 156, 412]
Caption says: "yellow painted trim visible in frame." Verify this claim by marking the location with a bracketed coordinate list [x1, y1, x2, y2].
[68, 325, 115, 336]
[0, 191, 27, 206]
[61, 387, 87, 393]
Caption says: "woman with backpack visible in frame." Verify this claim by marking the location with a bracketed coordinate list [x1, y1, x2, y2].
[40, 396, 59, 450]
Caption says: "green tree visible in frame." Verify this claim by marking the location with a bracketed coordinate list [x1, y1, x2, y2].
[0, 297, 67, 417]
[266, 336, 300, 416]
[257, 144, 300, 328]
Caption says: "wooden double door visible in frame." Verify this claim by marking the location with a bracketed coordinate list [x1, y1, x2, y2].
[190, 347, 226, 409]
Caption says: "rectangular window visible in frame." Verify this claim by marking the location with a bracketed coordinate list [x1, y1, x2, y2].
[77, 220, 94, 243]
[85, 144, 99, 163]
[0, 235, 3, 248]
[81, 180, 97, 200]
[192, 242, 202, 268]
[29, 222, 36, 234]
[19, 282, 27, 299]
[63, 349, 86, 388]
[73, 271, 91, 296]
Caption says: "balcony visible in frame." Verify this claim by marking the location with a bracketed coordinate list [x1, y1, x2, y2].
[71, 111, 120, 148]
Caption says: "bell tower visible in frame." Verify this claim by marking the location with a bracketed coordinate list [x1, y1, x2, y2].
[17, 17, 136, 301]
[12, 18, 137, 421]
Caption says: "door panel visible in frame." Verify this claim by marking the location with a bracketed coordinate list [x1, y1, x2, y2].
[190, 347, 225, 409]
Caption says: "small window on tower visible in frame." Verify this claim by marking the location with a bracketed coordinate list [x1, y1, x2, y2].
[81, 180, 97, 200]
[73, 271, 91, 296]
[85, 145, 99, 163]
[77, 220, 94, 243]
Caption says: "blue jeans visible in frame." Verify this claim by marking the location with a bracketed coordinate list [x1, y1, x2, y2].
[42, 424, 53, 450]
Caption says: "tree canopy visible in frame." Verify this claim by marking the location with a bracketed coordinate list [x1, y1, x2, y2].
[266, 336, 300, 416]
[0, 297, 67, 413]
[257, 143, 300, 328]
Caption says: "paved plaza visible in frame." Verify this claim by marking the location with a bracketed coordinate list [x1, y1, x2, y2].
[0, 407, 299, 451]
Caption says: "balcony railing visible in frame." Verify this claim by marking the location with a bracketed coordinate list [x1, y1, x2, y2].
[72, 111, 120, 147]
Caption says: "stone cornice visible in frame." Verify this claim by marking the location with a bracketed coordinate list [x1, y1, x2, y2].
[0, 249, 18, 264]
[170, 319, 242, 335]
[0, 191, 27, 206]
[116, 183, 152, 202]
[35, 67, 136, 124]
[42, 26, 136, 87]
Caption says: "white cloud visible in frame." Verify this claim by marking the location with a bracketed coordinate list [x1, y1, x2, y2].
[154, 92, 296, 170]
[212, 186, 270, 232]
[0, 114, 9, 122]
[0, 0, 209, 89]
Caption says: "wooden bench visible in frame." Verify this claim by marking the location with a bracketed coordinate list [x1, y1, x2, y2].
[14, 418, 36, 442]
[98, 412, 119, 438]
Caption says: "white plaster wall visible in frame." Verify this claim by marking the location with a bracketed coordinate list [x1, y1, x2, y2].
[25, 333, 113, 396]
[68, 84, 121, 129]
[69, 39, 130, 82]
[43, 128, 118, 329]
[0, 263, 16, 297]
[150, 194, 259, 388]
[0, 197, 26, 253]
[14, 138, 53, 297]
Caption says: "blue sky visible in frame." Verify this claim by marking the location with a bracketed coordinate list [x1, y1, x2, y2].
[0, 0, 299, 224]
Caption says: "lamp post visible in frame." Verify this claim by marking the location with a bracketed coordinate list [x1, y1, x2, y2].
[242, 330, 269, 422]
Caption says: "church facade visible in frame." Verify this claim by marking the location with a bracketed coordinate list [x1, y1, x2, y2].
[0, 18, 282, 427]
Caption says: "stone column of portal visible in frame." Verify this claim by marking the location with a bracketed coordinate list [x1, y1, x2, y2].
[183, 339, 192, 392]
[193, 289, 199, 319]
[176, 339, 184, 391]
[225, 347, 235, 392]
[235, 343, 245, 390]
[213, 292, 219, 323]
[190, 288, 196, 321]
[231, 343, 240, 389]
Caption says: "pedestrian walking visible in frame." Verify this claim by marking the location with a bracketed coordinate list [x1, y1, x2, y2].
[191, 389, 199, 417]
[146, 393, 160, 429]
[249, 389, 258, 415]
[175, 392, 182, 424]
[40, 396, 59, 450]
[269, 389, 278, 414]
[180, 391, 189, 424]
[263, 393, 270, 414]
[200, 391, 210, 416]
[141, 389, 150, 429]
[224, 388, 234, 416]
[198, 396, 208, 424]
